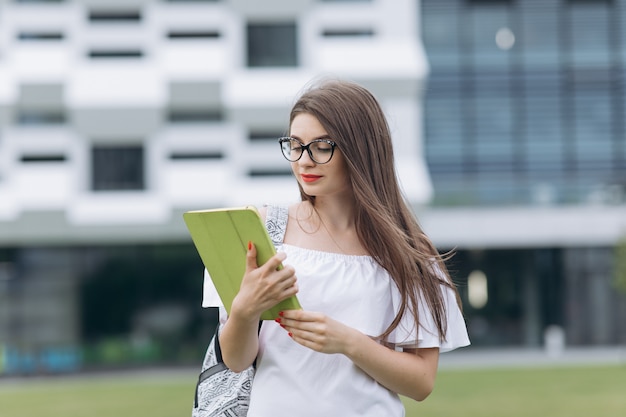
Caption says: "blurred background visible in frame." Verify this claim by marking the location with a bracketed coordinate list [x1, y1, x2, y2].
[0, 0, 625, 376]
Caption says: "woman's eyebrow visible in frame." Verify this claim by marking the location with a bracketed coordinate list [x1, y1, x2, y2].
[290, 134, 332, 141]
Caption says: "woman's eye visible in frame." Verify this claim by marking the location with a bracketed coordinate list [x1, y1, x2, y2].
[312, 142, 332, 151]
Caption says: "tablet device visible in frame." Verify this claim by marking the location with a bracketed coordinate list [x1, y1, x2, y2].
[183, 206, 301, 320]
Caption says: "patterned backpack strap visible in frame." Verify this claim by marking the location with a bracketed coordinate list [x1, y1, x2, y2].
[265, 205, 288, 247]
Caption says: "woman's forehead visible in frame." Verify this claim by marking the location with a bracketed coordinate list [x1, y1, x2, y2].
[290, 113, 328, 137]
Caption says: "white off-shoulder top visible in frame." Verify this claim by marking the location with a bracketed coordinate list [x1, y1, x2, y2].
[202, 207, 470, 417]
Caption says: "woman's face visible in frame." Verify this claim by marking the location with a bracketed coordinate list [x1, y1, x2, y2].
[289, 113, 351, 199]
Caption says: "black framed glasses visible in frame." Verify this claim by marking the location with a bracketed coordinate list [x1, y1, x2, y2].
[278, 137, 337, 164]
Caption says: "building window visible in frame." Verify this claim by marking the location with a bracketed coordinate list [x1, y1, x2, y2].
[17, 110, 66, 125]
[21, 154, 66, 163]
[15, 0, 64, 3]
[88, 50, 144, 59]
[166, 30, 221, 40]
[91, 145, 144, 191]
[467, 0, 514, 4]
[248, 131, 290, 177]
[88, 10, 142, 23]
[168, 109, 223, 122]
[567, 0, 612, 4]
[248, 168, 292, 177]
[322, 28, 374, 37]
[17, 31, 65, 41]
[169, 151, 223, 160]
[422, 0, 626, 206]
[247, 23, 298, 67]
[249, 131, 285, 142]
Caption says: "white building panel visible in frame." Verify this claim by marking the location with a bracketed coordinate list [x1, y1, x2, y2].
[420, 205, 626, 249]
[67, 64, 165, 108]
[0, 0, 431, 244]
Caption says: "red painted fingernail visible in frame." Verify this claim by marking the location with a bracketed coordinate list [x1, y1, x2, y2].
[248, 241, 252, 251]
[280, 324, 285, 329]
[288, 332, 293, 337]
[278, 311, 284, 317]
[275, 318, 281, 323]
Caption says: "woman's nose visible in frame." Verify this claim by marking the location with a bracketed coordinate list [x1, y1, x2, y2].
[297, 149, 315, 165]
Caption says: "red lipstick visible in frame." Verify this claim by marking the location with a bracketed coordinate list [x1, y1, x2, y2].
[301, 174, 322, 183]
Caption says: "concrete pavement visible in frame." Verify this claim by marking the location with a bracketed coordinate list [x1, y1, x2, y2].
[438, 346, 626, 370]
[1, 346, 625, 385]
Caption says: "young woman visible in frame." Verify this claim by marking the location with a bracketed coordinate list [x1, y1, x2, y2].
[204, 79, 469, 416]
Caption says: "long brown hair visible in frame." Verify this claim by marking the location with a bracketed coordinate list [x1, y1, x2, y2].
[289, 79, 461, 342]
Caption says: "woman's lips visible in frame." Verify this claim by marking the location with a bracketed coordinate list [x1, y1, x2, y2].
[301, 174, 322, 183]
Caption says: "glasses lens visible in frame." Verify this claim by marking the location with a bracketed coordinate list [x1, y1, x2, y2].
[309, 141, 334, 164]
[280, 138, 301, 162]
[279, 138, 335, 164]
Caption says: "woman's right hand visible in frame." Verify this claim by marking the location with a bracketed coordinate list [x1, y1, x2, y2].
[230, 242, 299, 322]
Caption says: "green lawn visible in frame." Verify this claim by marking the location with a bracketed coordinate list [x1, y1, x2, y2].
[1, 365, 624, 417]
[404, 365, 626, 417]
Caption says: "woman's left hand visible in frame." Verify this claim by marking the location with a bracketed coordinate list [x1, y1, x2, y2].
[278, 309, 439, 402]
[277, 310, 356, 355]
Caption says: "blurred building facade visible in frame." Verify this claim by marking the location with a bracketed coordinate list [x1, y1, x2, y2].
[1, 0, 626, 375]
[420, 0, 626, 347]
[0, 0, 430, 372]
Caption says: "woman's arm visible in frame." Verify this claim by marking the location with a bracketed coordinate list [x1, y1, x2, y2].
[345, 335, 439, 401]
[279, 310, 439, 401]
[220, 244, 299, 372]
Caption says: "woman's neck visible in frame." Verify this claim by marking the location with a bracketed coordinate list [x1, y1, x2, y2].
[290, 199, 367, 256]
[307, 196, 355, 232]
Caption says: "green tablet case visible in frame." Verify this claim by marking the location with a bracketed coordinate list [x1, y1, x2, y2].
[183, 206, 301, 320]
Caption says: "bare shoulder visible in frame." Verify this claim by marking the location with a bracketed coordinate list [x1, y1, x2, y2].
[287, 201, 305, 218]
[284, 202, 306, 243]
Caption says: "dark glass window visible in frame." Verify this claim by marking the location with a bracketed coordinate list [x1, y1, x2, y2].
[247, 23, 297, 67]
[88, 50, 144, 59]
[422, 0, 626, 206]
[249, 131, 285, 142]
[88, 10, 142, 23]
[21, 154, 66, 163]
[169, 151, 223, 160]
[15, 0, 64, 3]
[467, 0, 513, 4]
[567, 2, 612, 66]
[167, 30, 221, 39]
[248, 168, 292, 177]
[91, 145, 144, 191]
[18, 110, 66, 125]
[322, 28, 374, 37]
[519, 9, 559, 66]
[17, 32, 64, 41]
[168, 109, 222, 122]
[567, 0, 612, 4]
[247, 131, 291, 177]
